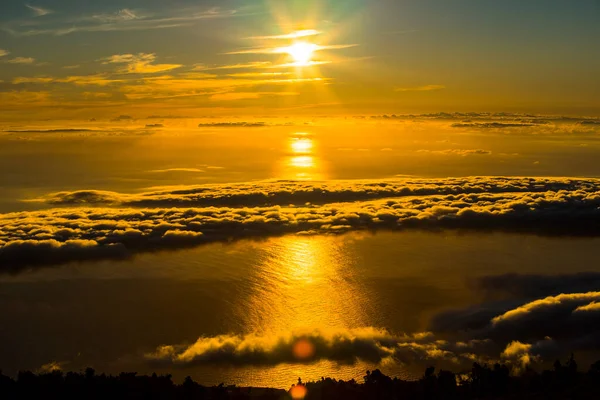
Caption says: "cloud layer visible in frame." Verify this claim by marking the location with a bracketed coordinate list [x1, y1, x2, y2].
[33, 177, 600, 208]
[145, 328, 478, 368]
[147, 289, 600, 370]
[2, 177, 600, 271]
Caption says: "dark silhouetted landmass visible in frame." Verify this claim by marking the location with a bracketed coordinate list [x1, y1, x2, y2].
[3, 356, 600, 399]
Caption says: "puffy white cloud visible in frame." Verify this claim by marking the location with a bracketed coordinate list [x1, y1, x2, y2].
[492, 292, 600, 326]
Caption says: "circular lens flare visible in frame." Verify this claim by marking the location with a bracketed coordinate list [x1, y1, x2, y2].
[293, 338, 315, 360]
[290, 384, 308, 399]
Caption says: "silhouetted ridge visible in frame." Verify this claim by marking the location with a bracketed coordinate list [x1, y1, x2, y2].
[3, 357, 600, 399]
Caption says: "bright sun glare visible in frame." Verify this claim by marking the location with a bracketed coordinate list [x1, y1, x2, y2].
[291, 137, 313, 153]
[286, 42, 318, 66]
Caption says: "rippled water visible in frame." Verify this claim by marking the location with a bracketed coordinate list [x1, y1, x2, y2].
[2, 231, 600, 388]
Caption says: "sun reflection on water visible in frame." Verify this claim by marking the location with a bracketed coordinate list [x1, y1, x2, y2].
[231, 236, 378, 387]
[291, 137, 314, 154]
[242, 236, 372, 334]
[279, 133, 325, 180]
[290, 155, 315, 169]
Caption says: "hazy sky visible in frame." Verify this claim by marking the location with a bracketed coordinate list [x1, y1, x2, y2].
[1, 0, 599, 119]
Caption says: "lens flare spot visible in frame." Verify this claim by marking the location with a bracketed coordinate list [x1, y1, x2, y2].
[290, 384, 308, 399]
[293, 338, 315, 360]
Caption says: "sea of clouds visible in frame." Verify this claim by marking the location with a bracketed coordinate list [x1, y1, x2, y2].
[2, 176, 600, 272]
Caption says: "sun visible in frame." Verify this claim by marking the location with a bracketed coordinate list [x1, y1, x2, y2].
[285, 42, 318, 66]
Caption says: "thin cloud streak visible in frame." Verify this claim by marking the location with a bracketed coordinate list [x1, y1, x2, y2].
[225, 43, 359, 55]
[100, 53, 182, 74]
[247, 29, 322, 40]
[91, 8, 140, 23]
[395, 85, 446, 92]
[6, 57, 36, 64]
[3, 7, 239, 37]
[26, 4, 53, 17]
[193, 62, 273, 71]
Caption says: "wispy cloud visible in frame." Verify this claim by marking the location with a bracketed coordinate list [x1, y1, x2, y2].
[193, 62, 272, 71]
[0, 49, 9, 57]
[210, 91, 298, 101]
[119, 75, 325, 100]
[4, 7, 238, 36]
[101, 53, 182, 74]
[227, 72, 291, 78]
[272, 60, 332, 68]
[10, 65, 324, 103]
[395, 84, 445, 92]
[91, 9, 139, 23]
[247, 29, 321, 40]
[225, 43, 358, 55]
[13, 74, 122, 86]
[452, 122, 539, 129]
[12, 76, 54, 84]
[6, 57, 36, 64]
[26, 4, 53, 17]
[417, 148, 492, 156]
[148, 168, 205, 174]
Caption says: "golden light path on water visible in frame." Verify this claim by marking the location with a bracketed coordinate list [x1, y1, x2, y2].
[232, 235, 385, 388]
[243, 237, 372, 333]
[255, 132, 367, 331]
[236, 135, 391, 388]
